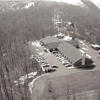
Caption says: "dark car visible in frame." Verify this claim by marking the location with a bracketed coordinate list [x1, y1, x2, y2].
[51, 65, 58, 68]
[97, 55, 100, 59]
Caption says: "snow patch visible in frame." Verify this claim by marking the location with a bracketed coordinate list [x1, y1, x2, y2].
[25, 2, 34, 9]
[38, 52, 44, 55]
[28, 74, 47, 94]
[14, 72, 37, 85]
[91, 0, 100, 9]
[32, 41, 41, 47]
[50, 0, 83, 6]
[63, 36, 72, 41]
[3, 53, 6, 56]
[30, 55, 34, 59]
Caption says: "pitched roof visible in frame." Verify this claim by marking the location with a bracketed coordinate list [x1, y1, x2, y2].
[66, 40, 79, 47]
[57, 42, 82, 64]
[41, 36, 60, 44]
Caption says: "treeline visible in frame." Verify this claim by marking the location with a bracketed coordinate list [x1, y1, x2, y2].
[0, 2, 56, 100]
[56, 3, 100, 44]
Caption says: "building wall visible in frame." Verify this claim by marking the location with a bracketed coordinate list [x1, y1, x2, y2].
[74, 58, 93, 67]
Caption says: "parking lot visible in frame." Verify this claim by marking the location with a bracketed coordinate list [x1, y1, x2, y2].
[29, 39, 100, 78]
[29, 40, 89, 77]
[52, 50, 72, 67]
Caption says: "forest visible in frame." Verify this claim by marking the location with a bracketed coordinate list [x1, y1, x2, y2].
[0, 1, 55, 100]
[57, 3, 100, 44]
[0, 1, 100, 100]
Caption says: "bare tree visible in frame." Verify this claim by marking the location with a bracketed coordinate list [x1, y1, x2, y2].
[0, 66, 10, 100]
[66, 82, 71, 100]
[0, 79, 3, 100]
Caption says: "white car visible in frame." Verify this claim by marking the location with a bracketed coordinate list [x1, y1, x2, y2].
[98, 50, 100, 55]
[44, 48, 47, 52]
[60, 58, 65, 62]
[62, 61, 69, 65]
[52, 51, 59, 54]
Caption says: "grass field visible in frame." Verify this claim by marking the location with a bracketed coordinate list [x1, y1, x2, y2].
[42, 70, 100, 100]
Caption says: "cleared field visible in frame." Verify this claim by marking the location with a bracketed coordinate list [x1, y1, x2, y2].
[43, 70, 100, 100]
[30, 70, 100, 100]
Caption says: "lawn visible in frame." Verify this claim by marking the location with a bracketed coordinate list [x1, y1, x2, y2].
[42, 70, 100, 100]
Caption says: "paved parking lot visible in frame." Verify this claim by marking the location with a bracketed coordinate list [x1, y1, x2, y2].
[30, 41, 93, 77]
[29, 39, 100, 77]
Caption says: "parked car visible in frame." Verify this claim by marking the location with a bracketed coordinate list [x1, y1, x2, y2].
[97, 55, 100, 59]
[35, 57, 40, 62]
[59, 58, 65, 62]
[51, 65, 58, 68]
[55, 53, 61, 56]
[65, 64, 72, 67]
[91, 44, 100, 50]
[42, 64, 50, 68]
[40, 42, 43, 46]
[44, 48, 47, 52]
[52, 51, 59, 54]
[57, 57, 63, 60]
[98, 50, 100, 55]
[62, 62, 69, 65]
